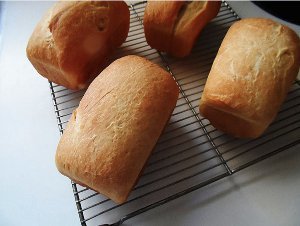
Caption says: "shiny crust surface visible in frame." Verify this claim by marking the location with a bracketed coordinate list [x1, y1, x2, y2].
[26, 1, 130, 90]
[144, 1, 221, 57]
[200, 18, 300, 138]
[55, 56, 179, 203]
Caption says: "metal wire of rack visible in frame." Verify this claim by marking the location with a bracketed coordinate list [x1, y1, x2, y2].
[49, 2, 300, 226]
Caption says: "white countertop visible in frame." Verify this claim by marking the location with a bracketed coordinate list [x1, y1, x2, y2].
[0, 1, 299, 226]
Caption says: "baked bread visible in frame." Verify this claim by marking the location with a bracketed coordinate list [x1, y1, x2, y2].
[200, 18, 300, 138]
[26, 1, 130, 90]
[55, 55, 179, 204]
[143, 1, 221, 57]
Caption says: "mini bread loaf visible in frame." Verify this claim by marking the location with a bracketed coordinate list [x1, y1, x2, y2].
[143, 1, 221, 57]
[26, 1, 130, 90]
[200, 18, 300, 138]
[55, 55, 179, 204]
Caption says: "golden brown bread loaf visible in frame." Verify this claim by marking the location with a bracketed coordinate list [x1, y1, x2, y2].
[26, 1, 130, 90]
[200, 18, 300, 138]
[143, 1, 221, 57]
[55, 55, 179, 204]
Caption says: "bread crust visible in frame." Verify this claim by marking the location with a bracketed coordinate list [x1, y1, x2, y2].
[144, 1, 184, 53]
[26, 1, 130, 90]
[170, 1, 221, 57]
[200, 18, 300, 138]
[55, 55, 179, 204]
[143, 1, 221, 57]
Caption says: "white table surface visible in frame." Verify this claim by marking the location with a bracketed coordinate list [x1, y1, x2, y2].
[0, 1, 299, 226]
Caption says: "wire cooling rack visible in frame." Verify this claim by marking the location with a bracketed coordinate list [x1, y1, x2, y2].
[49, 2, 300, 226]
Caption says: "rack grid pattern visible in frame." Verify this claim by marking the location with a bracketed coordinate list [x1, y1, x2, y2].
[49, 2, 300, 226]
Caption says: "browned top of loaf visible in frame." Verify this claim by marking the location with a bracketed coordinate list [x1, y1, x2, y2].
[26, 1, 129, 89]
[170, 1, 220, 57]
[202, 18, 300, 126]
[55, 55, 179, 203]
[144, 1, 184, 52]
[144, 1, 220, 57]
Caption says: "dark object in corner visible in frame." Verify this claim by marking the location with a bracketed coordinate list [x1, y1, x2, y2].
[253, 1, 300, 25]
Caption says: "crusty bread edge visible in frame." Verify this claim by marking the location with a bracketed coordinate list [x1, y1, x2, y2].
[170, 1, 221, 57]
